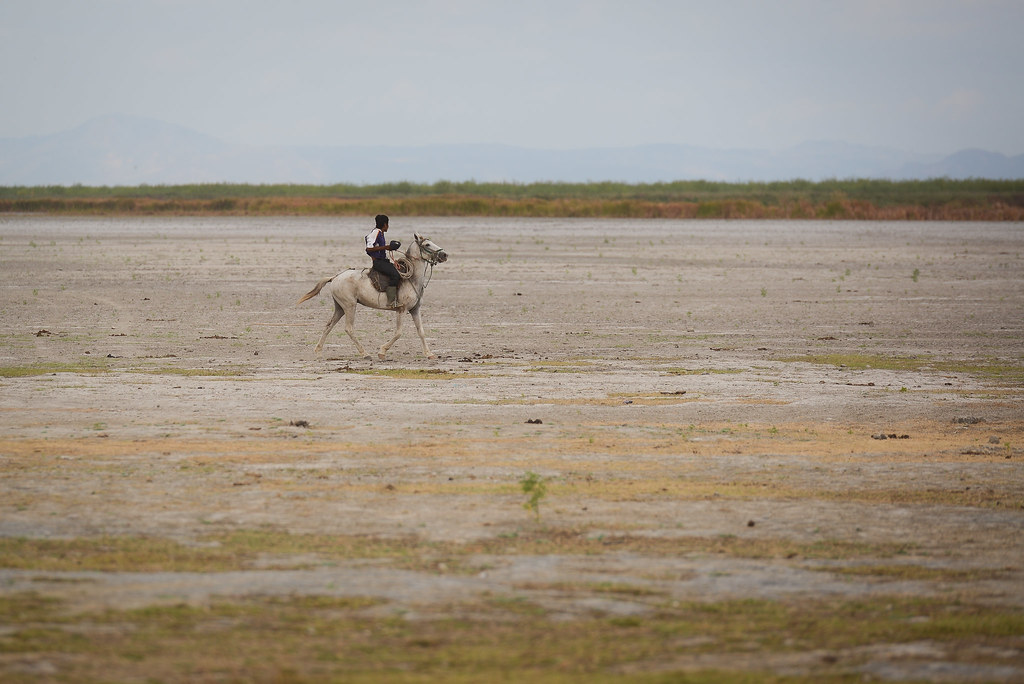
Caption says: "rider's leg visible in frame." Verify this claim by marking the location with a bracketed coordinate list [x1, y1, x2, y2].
[373, 260, 403, 307]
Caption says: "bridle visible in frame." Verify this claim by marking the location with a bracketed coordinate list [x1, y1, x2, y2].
[416, 236, 446, 265]
[394, 235, 446, 308]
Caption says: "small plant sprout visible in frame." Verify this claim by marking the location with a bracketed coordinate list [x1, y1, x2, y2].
[520, 471, 547, 521]
[760, 287, 767, 297]
[911, 268, 920, 282]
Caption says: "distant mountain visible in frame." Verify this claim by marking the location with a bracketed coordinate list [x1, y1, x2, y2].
[889, 148, 1024, 181]
[1, 115, 1022, 185]
[0, 115, 321, 186]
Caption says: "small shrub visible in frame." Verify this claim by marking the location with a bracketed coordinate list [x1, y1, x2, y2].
[520, 471, 547, 521]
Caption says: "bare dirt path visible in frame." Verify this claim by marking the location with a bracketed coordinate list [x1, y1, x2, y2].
[1, 216, 1022, 682]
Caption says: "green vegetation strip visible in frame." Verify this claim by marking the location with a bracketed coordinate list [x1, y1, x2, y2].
[0, 361, 111, 378]
[822, 564, 1013, 582]
[3, 179, 1023, 219]
[0, 530, 916, 573]
[0, 362, 250, 378]
[1, 592, 1021, 683]
[4, 178, 1023, 205]
[781, 353, 1024, 383]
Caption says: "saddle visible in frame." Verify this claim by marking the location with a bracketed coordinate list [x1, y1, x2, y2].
[367, 269, 390, 293]
[366, 258, 412, 293]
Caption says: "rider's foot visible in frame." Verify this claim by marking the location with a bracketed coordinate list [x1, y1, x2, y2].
[386, 286, 398, 307]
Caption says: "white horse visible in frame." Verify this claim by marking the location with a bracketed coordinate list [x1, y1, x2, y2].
[298, 233, 448, 360]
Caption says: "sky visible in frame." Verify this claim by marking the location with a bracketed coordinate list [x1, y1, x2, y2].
[2, 0, 1023, 155]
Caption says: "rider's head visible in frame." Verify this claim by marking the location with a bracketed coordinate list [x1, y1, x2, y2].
[375, 214, 389, 230]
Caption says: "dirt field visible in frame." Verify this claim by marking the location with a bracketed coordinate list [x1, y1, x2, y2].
[1, 215, 1023, 682]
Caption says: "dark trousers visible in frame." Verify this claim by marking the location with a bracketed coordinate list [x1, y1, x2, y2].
[371, 258, 401, 287]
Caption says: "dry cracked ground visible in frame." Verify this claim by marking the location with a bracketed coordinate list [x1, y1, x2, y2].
[1, 215, 1023, 683]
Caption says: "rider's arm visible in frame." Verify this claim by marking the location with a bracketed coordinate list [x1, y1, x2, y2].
[367, 241, 400, 253]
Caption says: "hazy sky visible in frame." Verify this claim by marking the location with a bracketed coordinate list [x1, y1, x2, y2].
[3, 0, 1023, 154]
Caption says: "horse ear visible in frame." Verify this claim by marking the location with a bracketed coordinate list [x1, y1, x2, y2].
[414, 232, 422, 241]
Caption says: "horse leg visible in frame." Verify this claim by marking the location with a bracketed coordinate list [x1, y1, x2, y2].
[410, 306, 436, 359]
[342, 302, 371, 360]
[378, 310, 404, 361]
[314, 300, 344, 355]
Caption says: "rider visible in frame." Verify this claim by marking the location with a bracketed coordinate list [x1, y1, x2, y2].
[365, 214, 402, 306]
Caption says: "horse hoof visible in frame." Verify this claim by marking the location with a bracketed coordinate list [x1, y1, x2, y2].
[428, 354, 438, 360]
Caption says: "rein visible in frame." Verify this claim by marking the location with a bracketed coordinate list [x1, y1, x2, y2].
[404, 237, 442, 309]
[417, 239, 445, 265]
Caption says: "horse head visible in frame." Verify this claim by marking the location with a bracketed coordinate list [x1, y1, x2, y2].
[412, 233, 448, 264]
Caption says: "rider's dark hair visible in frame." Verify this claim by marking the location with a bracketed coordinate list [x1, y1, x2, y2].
[375, 214, 389, 229]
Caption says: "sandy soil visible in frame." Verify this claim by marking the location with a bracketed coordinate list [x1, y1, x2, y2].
[1, 215, 1023, 680]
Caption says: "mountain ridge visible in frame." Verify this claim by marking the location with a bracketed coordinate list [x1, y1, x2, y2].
[2, 114, 1023, 185]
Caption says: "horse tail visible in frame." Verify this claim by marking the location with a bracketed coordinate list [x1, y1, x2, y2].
[297, 276, 334, 305]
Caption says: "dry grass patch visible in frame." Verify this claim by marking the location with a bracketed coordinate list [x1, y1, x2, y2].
[781, 353, 1024, 384]
[810, 484, 1024, 509]
[4, 419, 1006, 466]
[816, 564, 1017, 582]
[511, 581, 669, 597]
[132, 365, 252, 377]
[526, 360, 596, 371]
[664, 367, 744, 376]
[0, 528, 920, 574]
[0, 437, 367, 464]
[488, 395, 703, 406]
[0, 360, 111, 377]
[338, 367, 486, 380]
[2, 591, 1021, 683]
[0, 531, 467, 573]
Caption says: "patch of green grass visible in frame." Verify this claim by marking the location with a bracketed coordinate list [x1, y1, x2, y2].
[0, 529, 918, 574]
[932, 358, 1024, 384]
[664, 367, 744, 376]
[0, 536, 246, 573]
[0, 531, 498, 574]
[0, 593, 65, 623]
[819, 564, 1012, 582]
[0, 360, 110, 377]
[2, 591, 1021, 683]
[0, 361, 255, 378]
[779, 353, 930, 371]
[781, 353, 1024, 384]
